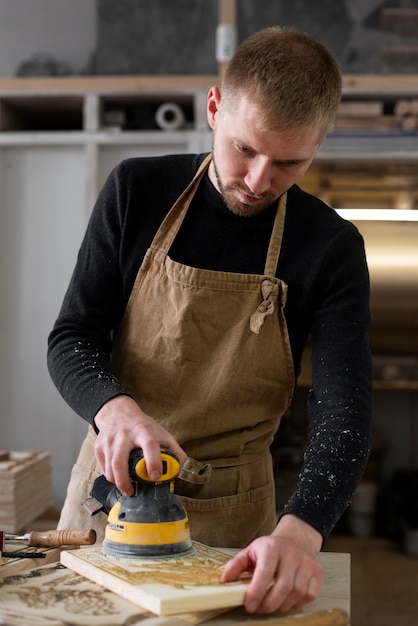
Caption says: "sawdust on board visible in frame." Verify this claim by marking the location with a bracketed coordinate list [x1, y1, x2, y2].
[78, 543, 235, 589]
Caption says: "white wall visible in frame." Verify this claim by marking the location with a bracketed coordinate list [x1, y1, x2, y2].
[0, 0, 97, 76]
[0, 1, 97, 515]
[0, 144, 92, 509]
[0, 131, 208, 512]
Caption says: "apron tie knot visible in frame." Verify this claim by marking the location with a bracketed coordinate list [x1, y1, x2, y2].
[250, 279, 279, 334]
[177, 457, 212, 484]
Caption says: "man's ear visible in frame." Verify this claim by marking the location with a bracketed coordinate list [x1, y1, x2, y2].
[207, 86, 221, 130]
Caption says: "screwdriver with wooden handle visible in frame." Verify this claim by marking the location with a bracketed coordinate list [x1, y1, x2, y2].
[5, 529, 96, 547]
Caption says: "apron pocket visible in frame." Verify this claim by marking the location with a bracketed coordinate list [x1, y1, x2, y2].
[57, 428, 107, 542]
[177, 481, 277, 548]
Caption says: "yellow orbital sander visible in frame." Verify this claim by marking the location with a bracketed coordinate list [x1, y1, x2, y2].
[84, 448, 194, 559]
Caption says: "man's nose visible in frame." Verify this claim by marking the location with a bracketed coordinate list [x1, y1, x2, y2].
[244, 159, 272, 195]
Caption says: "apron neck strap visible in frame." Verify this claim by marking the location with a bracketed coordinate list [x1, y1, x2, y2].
[150, 154, 212, 253]
[264, 193, 287, 276]
[150, 152, 287, 278]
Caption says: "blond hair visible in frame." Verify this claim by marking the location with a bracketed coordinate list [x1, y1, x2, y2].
[221, 26, 342, 138]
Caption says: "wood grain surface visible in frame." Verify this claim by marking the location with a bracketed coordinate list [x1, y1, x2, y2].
[61, 542, 247, 616]
[0, 545, 350, 625]
[60, 543, 350, 619]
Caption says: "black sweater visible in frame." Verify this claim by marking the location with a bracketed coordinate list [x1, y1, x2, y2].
[47, 153, 373, 540]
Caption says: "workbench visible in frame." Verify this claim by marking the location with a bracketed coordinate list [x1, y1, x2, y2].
[0, 546, 350, 626]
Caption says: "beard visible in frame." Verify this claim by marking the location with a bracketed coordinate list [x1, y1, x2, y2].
[212, 155, 278, 217]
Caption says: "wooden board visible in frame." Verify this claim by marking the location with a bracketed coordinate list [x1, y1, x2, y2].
[0, 559, 226, 626]
[0, 544, 65, 578]
[0, 548, 350, 626]
[0, 451, 52, 532]
[61, 543, 350, 619]
[337, 101, 383, 117]
[61, 542, 247, 616]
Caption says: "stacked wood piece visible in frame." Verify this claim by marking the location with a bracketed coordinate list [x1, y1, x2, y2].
[300, 162, 418, 210]
[0, 450, 52, 533]
[394, 98, 418, 130]
[334, 97, 418, 132]
[334, 100, 399, 131]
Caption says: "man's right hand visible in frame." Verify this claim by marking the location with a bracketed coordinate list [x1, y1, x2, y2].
[93, 395, 187, 495]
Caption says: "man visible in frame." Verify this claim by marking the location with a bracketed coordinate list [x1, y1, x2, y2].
[48, 26, 373, 614]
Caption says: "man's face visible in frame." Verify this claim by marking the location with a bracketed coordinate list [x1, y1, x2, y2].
[207, 87, 324, 217]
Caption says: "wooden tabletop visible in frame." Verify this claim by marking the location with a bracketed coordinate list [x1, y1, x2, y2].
[0, 547, 350, 626]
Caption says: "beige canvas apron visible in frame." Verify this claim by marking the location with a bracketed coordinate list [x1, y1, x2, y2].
[58, 155, 294, 547]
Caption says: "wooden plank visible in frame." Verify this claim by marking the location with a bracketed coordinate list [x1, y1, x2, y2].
[61, 542, 247, 616]
[333, 115, 399, 131]
[0, 549, 350, 625]
[0, 451, 52, 532]
[61, 544, 350, 619]
[319, 173, 418, 189]
[394, 98, 418, 118]
[342, 74, 418, 97]
[337, 101, 383, 117]
[380, 45, 418, 67]
[0, 75, 219, 96]
[0, 558, 226, 626]
[1, 74, 418, 98]
[206, 608, 349, 625]
[0, 545, 64, 578]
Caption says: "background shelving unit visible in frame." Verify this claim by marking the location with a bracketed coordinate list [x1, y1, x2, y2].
[0, 74, 417, 504]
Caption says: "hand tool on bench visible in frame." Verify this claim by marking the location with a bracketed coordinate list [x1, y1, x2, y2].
[1, 530, 46, 559]
[5, 528, 96, 547]
[1, 528, 96, 559]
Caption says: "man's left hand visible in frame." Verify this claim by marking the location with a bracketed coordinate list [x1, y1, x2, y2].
[220, 515, 323, 614]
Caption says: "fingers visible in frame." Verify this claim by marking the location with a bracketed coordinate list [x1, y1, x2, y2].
[220, 537, 323, 614]
[137, 426, 188, 481]
[220, 549, 252, 583]
[95, 428, 136, 495]
[290, 572, 323, 612]
[247, 560, 323, 614]
[140, 435, 164, 481]
[93, 396, 187, 494]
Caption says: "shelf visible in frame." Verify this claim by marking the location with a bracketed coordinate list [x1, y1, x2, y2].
[1, 73, 416, 96]
[0, 75, 219, 95]
[0, 95, 84, 131]
[342, 74, 418, 97]
[0, 76, 215, 134]
[319, 131, 418, 162]
[0, 74, 418, 151]
[0, 129, 210, 146]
